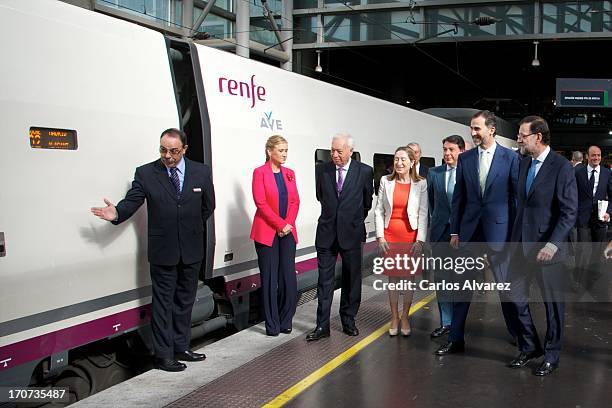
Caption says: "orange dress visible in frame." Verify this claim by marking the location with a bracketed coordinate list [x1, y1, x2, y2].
[383, 182, 419, 277]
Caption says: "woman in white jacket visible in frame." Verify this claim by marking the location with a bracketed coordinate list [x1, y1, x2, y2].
[375, 146, 428, 336]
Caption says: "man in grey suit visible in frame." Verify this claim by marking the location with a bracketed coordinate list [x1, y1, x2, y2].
[427, 135, 465, 338]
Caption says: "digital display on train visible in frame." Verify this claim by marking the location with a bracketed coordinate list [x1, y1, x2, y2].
[29, 127, 78, 150]
[556, 78, 612, 108]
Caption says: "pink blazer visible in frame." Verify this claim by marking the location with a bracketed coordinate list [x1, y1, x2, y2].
[250, 162, 300, 246]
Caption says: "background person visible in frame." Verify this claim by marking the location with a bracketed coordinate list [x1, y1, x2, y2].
[573, 145, 611, 294]
[375, 147, 428, 337]
[426, 135, 465, 339]
[407, 142, 429, 177]
[570, 151, 584, 167]
[250, 135, 300, 336]
[91, 128, 215, 372]
[306, 134, 374, 341]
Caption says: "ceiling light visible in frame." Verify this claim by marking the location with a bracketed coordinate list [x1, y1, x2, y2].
[315, 50, 323, 73]
[532, 41, 540, 67]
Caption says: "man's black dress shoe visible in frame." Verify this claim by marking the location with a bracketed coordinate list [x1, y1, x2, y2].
[280, 328, 292, 334]
[342, 326, 359, 336]
[175, 350, 206, 362]
[435, 341, 465, 355]
[507, 350, 543, 369]
[534, 361, 558, 376]
[430, 325, 450, 338]
[266, 331, 279, 337]
[154, 358, 186, 372]
[305, 327, 330, 341]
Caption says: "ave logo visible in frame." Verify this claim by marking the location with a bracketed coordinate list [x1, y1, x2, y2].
[260, 111, 283, 131]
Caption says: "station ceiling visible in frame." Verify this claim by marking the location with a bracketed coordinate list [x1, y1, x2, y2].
[295, 38, 612, 154]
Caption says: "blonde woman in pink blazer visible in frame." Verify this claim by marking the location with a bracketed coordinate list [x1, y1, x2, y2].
[250, 135, 300, 336]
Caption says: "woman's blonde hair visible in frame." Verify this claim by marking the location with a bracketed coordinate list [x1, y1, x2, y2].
[387, 146, 424, 182]
[265, 135, 288, 161]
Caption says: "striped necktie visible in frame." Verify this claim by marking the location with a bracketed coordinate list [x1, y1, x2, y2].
[169, 167, 181, 198]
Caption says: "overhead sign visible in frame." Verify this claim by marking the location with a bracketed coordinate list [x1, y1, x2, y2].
[556, 78, 611, 108]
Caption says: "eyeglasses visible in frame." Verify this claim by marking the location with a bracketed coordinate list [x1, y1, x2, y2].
[159, 146, 183, 155]
[516, 132, 536, 140]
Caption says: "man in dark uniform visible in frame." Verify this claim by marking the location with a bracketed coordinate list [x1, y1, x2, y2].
[91, 128, 215, 372]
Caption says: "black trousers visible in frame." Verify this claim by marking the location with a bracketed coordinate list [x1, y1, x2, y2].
[150, 260, 200, 359]
[506, 255, 568, 364]
[315, 240, 362, 330]
[255, 234, 297, 335]
[575, 224, 608, 290]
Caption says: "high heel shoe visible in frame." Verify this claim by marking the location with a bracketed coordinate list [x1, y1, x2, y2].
[389, 320, 399, 336]
[400, 320, 411, 337]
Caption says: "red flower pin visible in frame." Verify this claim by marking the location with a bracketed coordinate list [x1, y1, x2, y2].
[287, 173, 294, 182]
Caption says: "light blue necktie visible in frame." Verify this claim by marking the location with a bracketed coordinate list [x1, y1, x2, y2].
[446, 167, 455, 204]
[525, 159, 539, 195]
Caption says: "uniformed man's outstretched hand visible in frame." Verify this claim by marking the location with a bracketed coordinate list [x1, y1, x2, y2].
[91, 198, 118, 221]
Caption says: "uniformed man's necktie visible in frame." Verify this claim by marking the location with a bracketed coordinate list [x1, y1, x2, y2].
[169, 167, 181, 198]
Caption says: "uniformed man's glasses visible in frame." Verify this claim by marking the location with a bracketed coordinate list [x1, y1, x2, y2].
[159, 146, 183, 155]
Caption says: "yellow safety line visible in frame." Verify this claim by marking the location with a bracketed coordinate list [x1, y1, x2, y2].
[262, 292, 436, 408]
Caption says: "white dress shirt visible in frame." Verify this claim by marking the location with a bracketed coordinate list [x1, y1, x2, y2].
[587, 164, 601, 195]
[335, 158, 352, 182]
[532, 145, 551, 179]
[478, 142, 497, 176]
[444, 164, 456, 194]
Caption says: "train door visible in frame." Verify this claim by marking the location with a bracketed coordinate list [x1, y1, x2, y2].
[166, 39, 215, 281]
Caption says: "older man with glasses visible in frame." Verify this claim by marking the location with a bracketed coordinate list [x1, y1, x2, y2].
[91, 128, 215, 372]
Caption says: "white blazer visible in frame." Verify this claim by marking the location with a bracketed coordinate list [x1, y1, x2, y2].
[374, 175, 429, 242]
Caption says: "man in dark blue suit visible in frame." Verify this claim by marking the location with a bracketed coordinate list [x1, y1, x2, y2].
[436, 110, 519, 355]
[427, 135, 465, 338]
[506, 116, 577, 376]
[307, 134, 374, 341]
[574, 145, 611, 294]
[91, 128, 215, 372]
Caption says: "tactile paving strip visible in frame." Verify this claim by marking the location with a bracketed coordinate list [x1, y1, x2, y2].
[167, 292, 429, 407]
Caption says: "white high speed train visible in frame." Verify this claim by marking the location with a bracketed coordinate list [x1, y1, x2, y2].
[0, 0, 515, 397]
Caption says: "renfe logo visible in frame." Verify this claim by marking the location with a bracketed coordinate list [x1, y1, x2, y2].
[218, 75, 266, 108]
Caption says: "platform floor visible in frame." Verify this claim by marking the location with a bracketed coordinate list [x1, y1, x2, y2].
[75, 276, 612, 408]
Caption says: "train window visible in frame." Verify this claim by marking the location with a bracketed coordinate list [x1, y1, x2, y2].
[29, 127, 77, 150]
[315, 149, 361, 165]
[421, 156, 436, 168]
[373, 153, 394, 195]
